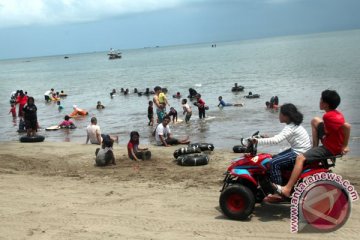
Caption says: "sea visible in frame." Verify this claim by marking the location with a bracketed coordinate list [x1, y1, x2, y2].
[1, 29, 359, 156]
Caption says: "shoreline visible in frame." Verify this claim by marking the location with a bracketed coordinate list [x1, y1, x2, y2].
[0, 141, 359, 239]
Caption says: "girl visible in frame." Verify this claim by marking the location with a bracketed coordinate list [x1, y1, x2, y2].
[9, 103, 16, 118]
[253, 103, 311, 202]
[127, 131, 151, 161]
[59, 115, 75, 128]
[23, 97, 38, 137]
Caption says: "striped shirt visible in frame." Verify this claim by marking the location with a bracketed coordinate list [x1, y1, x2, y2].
[257, 123, 311, 155]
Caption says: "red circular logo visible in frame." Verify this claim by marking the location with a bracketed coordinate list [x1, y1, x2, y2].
[299, 181, 350, 232]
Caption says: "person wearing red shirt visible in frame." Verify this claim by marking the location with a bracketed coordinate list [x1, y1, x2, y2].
[9, 103, 16, 118]
[16, 90, 28, 117]
[127, 131, 151, 161]
[277, 90, 351, 198]
[195, 93, 206, 119]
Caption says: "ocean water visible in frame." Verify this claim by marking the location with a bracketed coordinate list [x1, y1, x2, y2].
[1, 29, 360, 156]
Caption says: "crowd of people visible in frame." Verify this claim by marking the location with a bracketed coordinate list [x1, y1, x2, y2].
[11, 85, 352, 194]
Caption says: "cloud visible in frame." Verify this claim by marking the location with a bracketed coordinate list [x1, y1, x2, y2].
[0, 0, 202, 28]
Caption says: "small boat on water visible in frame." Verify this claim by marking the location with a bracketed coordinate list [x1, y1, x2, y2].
[108, 48, 122, 60]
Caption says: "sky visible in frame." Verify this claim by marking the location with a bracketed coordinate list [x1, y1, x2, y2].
[0, 0, 360, 59]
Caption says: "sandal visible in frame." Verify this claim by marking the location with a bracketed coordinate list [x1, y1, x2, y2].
[271, 183, 291, 198]
[263, 194, 287, 203]
[271, 183, 283, 195]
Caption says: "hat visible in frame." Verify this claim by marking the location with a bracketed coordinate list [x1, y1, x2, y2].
[73, 105, 77, 109]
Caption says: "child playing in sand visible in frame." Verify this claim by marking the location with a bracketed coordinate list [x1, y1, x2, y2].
[95, 135, 116, 166]
[9, 103, 16, 118]
[127, 131, 151, 161]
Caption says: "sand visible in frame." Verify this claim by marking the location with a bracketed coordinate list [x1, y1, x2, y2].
[0, 141, 359, 239]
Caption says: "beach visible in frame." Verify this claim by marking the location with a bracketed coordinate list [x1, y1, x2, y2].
[0, 141, 359, 239]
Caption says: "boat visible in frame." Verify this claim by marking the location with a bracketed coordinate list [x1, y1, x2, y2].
[108, 49, 122, 60]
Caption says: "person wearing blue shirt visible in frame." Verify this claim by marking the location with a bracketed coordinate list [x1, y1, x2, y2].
[218, 96, 243, 107]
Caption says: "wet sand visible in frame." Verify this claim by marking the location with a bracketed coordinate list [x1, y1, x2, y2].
[0, 142, 359, 239]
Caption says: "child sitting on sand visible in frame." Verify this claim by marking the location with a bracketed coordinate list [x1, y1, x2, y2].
[95, 135, 116, 166]
[127, 131, 151, 161]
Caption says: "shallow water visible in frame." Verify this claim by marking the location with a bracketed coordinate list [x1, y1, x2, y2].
[1, 29, 359, 156]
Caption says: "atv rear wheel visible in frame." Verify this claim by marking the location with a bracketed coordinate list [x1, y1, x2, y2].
[219, 184, 255, 220]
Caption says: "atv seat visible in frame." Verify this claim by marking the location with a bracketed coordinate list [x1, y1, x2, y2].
[305, 155, 342, 169]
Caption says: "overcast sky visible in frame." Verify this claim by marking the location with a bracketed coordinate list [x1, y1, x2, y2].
[0, 0, 359, 59]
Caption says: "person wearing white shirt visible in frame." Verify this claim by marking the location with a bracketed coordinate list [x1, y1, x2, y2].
[253, 103, 311, 202]
[155, 116, 190, 147]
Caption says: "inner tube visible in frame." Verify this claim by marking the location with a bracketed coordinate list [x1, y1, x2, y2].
[20, 135, 45, 143]
[173, 146, 201, 158]
[231, 86, 244, 92]
[245, 94, 260, 99]
[188, 143, 214, 151]
[59, 94, 67, 97]
[177, 153, 209, 166]
[60, 125, 76, 129]
[233, 145, 248, 153]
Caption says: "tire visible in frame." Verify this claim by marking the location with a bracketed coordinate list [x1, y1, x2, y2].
[188, 143, 214, 151]
[19, 135, 45, 143]
[245, 94, 260, 99]
[173, 146, 201, 158]
[233, 145, 248, 153]
[219, 184, 255, 220]
[231, 86, 244, 92]
[177, 153, 209, 166]
[60, 125, 77, 129]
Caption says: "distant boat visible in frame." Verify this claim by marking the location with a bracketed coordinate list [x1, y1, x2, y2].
[108, 50, 122, 60]
[64, 56, 69, 59]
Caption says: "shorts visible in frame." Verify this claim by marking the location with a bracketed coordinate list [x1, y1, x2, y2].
[157, 138, 179, 146]
[185, 112, 192, 122]
[44, 95, 50, 101]
[156, 109, 166, 123]
[148, 114, 153, 120]
[165, 138, 179, 145]
[303, 146, 333, 162]
[25, 119, 37, 130]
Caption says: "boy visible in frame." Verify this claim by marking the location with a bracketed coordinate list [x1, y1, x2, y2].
[195, 93, 206, 119]
[166, 107, 178, 123]
[182, 99, 192, 123]
[147, 101, 154, 126]
[277, 90, 351, 198]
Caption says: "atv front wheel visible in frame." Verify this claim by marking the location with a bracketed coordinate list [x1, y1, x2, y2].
[219, 184, 255, 220]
